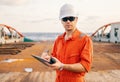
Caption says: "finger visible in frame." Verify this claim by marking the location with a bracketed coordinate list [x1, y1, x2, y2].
[51, 57, 59, 62]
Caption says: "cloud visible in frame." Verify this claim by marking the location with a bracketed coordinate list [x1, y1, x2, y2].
[85, 16, 100, 20]
[24, 18, 57, 23]
[0, 0, 29, 6]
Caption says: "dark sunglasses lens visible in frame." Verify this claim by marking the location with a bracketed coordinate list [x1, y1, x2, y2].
[62, 17, 75, 22]
[62, 17, 68, 22]
[69, 17, 75, 21]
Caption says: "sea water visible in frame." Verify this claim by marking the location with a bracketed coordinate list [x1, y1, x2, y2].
[22, 32, 61, 41]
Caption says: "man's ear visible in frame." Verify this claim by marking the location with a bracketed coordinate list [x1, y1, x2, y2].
[75, 17, 78, 22]
[76, 17, 78, 20]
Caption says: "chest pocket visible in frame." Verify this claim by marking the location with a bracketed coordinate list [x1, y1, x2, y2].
[67, 53, 80, 64]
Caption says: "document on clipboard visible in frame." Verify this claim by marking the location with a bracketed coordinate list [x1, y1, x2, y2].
[31, 55, 50, 66]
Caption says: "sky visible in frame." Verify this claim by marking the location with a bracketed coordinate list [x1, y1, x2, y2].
[0, 0, 120, 33]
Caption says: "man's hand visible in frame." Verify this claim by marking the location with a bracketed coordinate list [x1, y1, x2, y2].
[41, 52, 51, 62]
[41, 52, 64, 70]
[49, 57, 64, 70]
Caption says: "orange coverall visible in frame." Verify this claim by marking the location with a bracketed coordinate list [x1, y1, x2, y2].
[52, 29, 93, 82]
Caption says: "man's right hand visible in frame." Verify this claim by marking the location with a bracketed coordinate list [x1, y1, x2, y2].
[41, 52, 51, 62]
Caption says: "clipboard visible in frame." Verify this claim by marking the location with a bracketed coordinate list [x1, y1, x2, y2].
[31, 55, 50, 66]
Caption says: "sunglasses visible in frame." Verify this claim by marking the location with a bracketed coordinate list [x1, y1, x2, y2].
[62, 17, 75, 22]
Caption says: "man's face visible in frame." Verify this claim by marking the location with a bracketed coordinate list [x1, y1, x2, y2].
[61, 16, 78, 31]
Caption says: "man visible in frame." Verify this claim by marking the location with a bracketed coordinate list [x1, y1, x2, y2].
[42, 3, 93, 82]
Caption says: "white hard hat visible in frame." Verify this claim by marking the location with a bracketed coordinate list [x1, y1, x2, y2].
[59, 4, 79, 19]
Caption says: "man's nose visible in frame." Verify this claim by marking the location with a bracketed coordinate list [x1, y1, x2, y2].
[66, 20, 71, 22]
